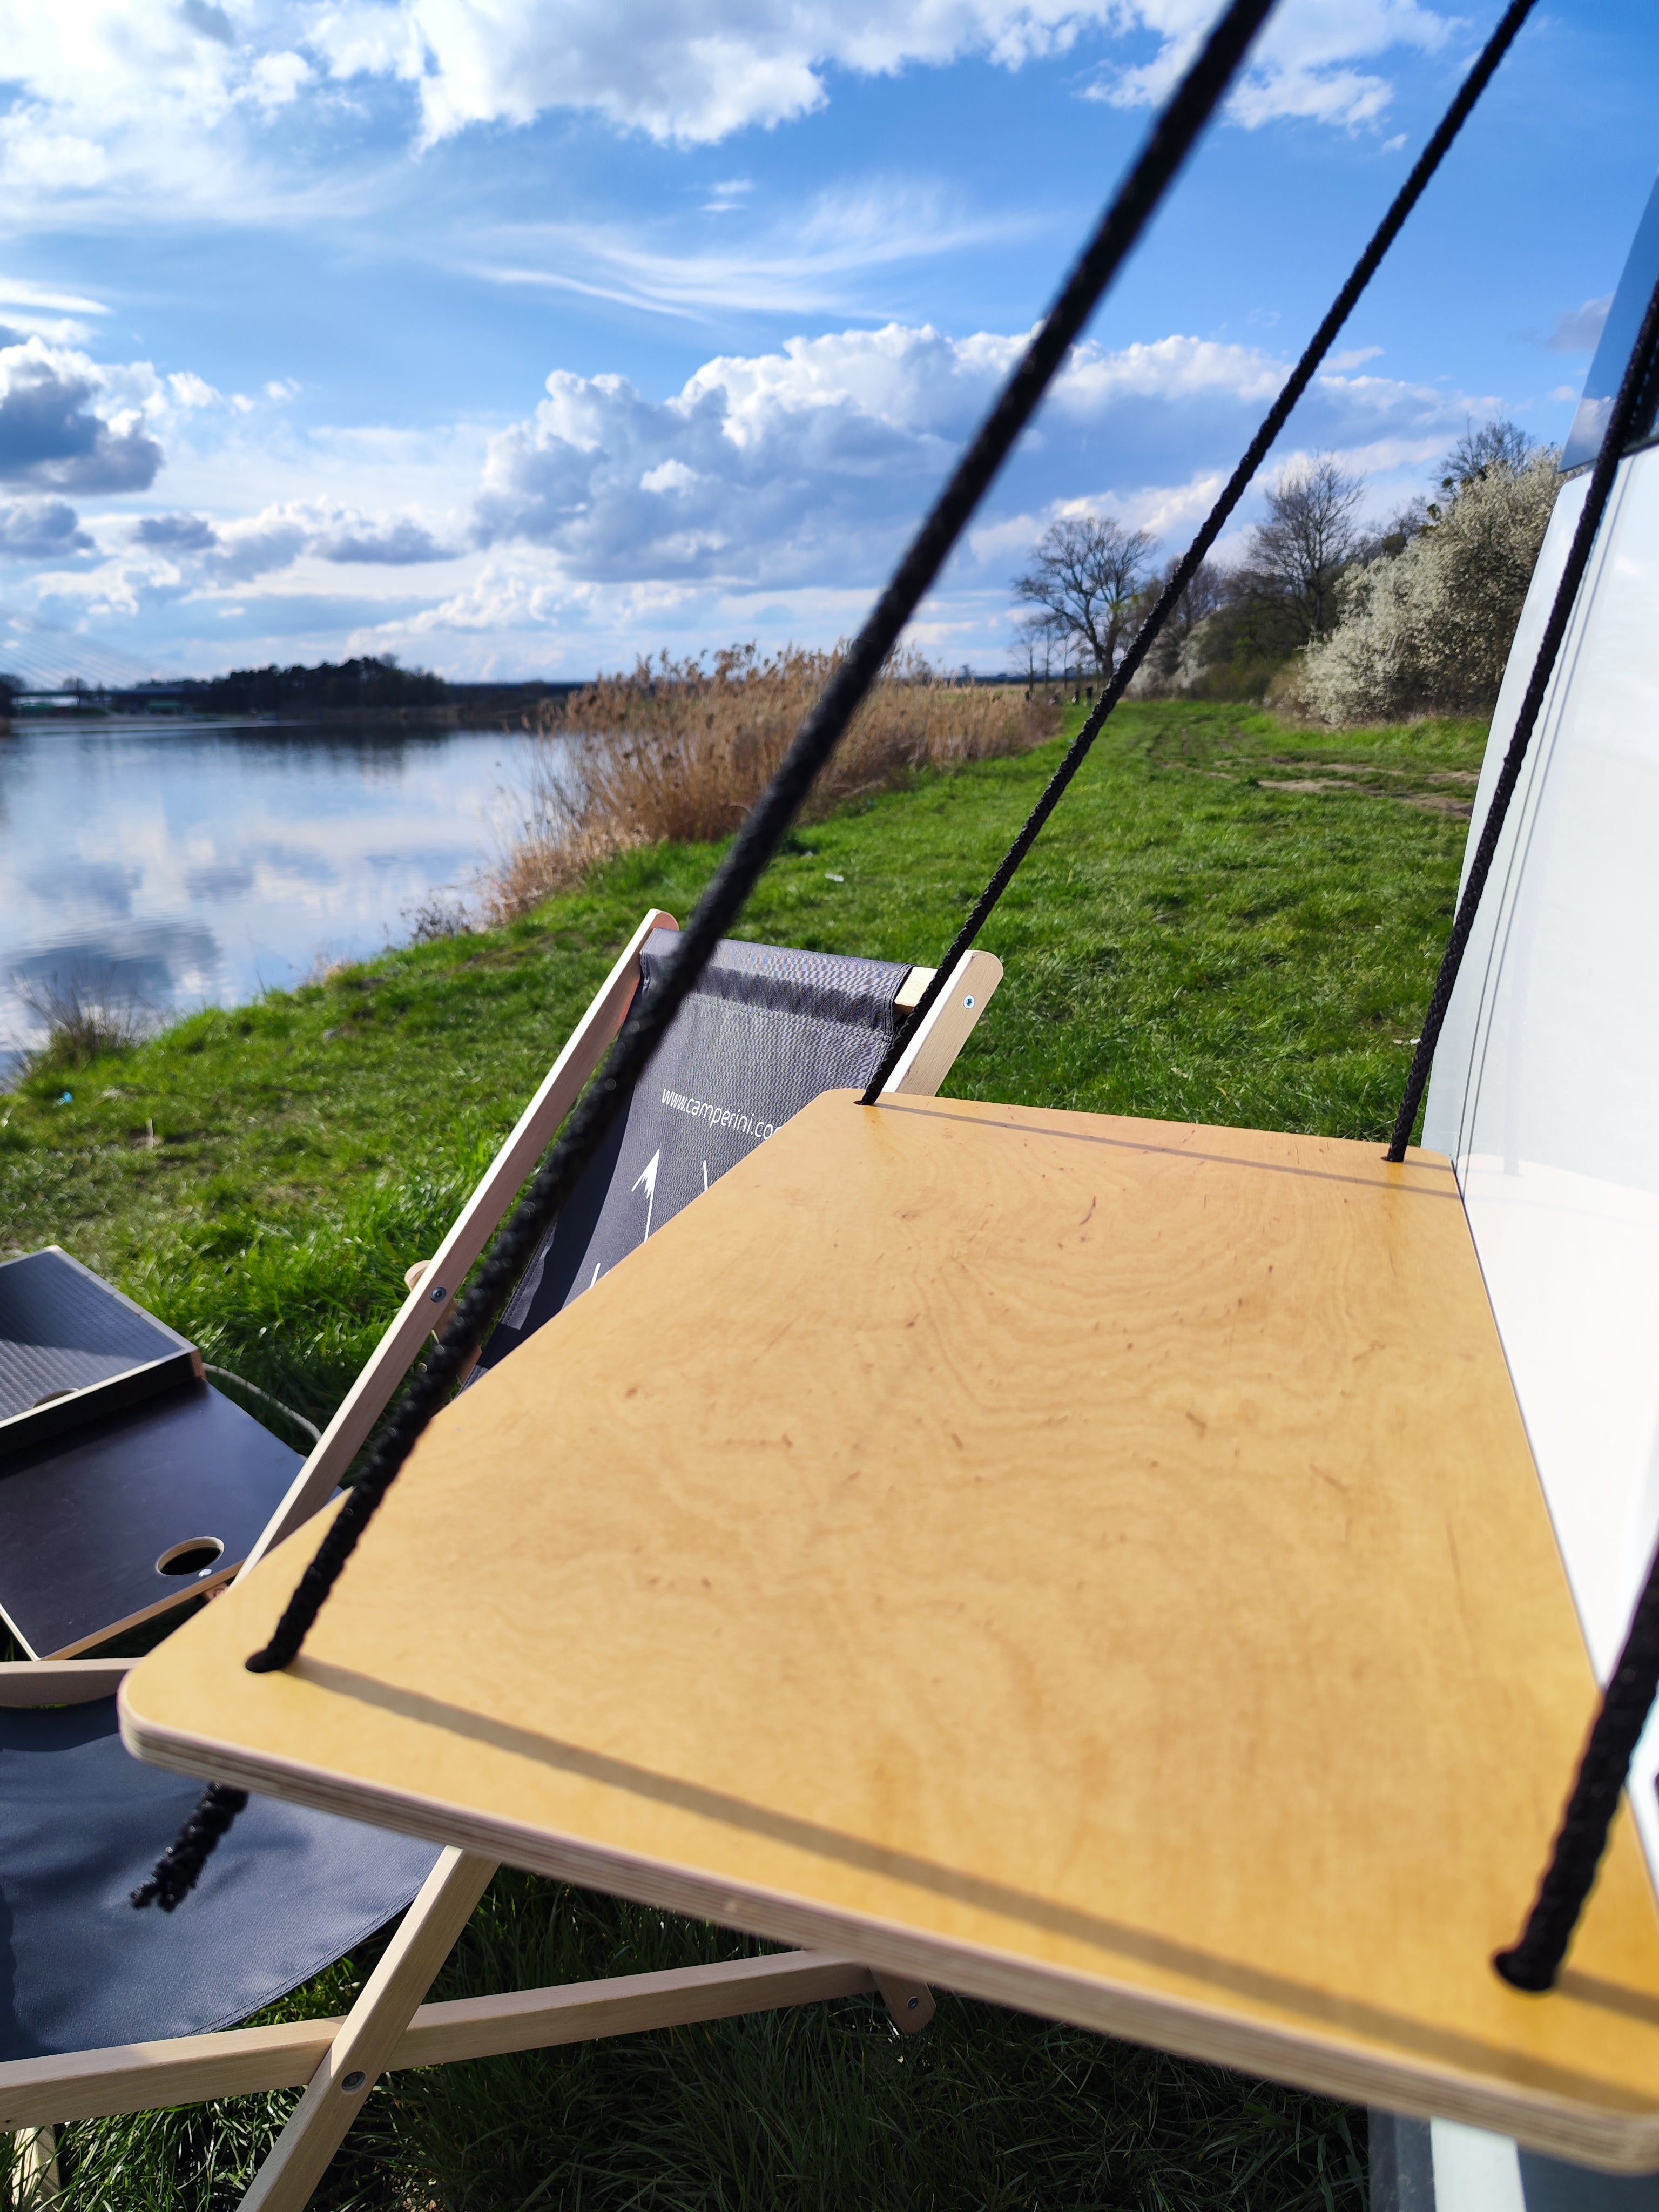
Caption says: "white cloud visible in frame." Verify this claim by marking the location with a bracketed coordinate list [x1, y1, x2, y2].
[0, 334, 165, 491]
[0, 0, 1464, 221]
[125, 498, 460, 579]
[1090, 0, 1454, 132]
[309, 0, 1459, 147]
[10, 309, 1517, 675]
[471, 319, 1493, 590]
[0, 496, 93, 559]
[0, 276, 109, 317]
[167, 370, 222, 408]
[471, 180, 1031, 321]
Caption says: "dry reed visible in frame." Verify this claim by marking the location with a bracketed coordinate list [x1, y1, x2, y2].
[484, 645, 1057, 923]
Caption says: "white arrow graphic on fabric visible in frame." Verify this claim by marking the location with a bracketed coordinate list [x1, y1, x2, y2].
[632, 1149, 661, 1241]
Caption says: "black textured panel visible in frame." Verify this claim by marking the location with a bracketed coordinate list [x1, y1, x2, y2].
[0, 1249, 197, 1448]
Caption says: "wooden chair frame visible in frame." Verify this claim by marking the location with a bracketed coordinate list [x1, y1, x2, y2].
[0, 909, 999, 2212]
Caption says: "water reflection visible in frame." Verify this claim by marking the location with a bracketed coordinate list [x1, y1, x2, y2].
[0, 718, 536, 1074]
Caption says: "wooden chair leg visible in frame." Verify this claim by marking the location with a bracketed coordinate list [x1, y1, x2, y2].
[8, 2125, 60, 2209]
[238, 1849, 497, 2212]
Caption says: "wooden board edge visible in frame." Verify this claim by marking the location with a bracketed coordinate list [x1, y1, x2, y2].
[115, 1699, 1659, 2174]
[0, 1657, 133, 1707]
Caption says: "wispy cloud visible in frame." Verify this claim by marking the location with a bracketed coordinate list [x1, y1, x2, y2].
[469, 181, 1034, 320]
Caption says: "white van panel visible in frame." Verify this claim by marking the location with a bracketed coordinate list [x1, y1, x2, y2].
[1423, 444, 1659, 1879]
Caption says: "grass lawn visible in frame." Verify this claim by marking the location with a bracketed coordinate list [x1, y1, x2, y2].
[1, 696, 1486, 2209]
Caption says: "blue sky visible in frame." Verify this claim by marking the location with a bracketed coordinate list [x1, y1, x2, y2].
[0, 0, 1653, 680]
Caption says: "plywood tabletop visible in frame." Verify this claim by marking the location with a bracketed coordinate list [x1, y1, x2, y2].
[123, 1092, 1659, 2168]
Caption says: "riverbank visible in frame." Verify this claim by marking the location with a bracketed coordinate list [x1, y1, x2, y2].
[2, 695, 1484, 2208]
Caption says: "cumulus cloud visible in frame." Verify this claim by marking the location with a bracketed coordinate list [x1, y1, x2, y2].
[0, 335, 163, 491]
[0, 496, 92, 558]
[133, 511, 218, 551]
[127, 500, 459, 578]
[1092, 0, 1453, 130]
[308, 0, 1460, 146]
[312, 515, 457, 563]
[472, 320, 1491, 588]
[0, 0, 1462, 213]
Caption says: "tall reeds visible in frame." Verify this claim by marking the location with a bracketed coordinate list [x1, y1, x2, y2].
[485, 645, 1056, 923]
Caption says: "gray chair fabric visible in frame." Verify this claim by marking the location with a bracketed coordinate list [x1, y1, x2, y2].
[482, 934, 909, 1365]
[0, 1697, 439, 2061]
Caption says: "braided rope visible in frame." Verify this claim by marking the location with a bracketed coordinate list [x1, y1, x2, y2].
[861, 0, 1539, 1107]
[129, 1783, 248, 1911]
[133, 0, 1276, 1909]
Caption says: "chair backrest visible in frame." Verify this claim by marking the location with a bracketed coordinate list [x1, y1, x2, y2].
[481, 936, 919, 1367]
[1422, 195, 1659, 1877]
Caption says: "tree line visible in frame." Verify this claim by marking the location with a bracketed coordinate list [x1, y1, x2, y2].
[163, 655, 450, 714]
[1011, 419, 1560, 722]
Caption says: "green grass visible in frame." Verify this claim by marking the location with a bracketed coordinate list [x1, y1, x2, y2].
[2, 698, 1486, 2209]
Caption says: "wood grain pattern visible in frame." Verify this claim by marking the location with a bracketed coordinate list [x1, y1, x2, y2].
[123, 1091, 1659, 2170]
[0, 1953, 873, 2128]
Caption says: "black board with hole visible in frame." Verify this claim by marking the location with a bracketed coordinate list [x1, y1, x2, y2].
[0, 1379, 302, 1657]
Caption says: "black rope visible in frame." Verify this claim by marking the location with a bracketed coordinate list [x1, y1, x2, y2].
[129, 1783, 247, 1910]
[1484, 296, 1659, 2001]
[1387, 263, 1659, 1163]
[861, 0, 1540, 1107]
[132, 0, 1275, 1910]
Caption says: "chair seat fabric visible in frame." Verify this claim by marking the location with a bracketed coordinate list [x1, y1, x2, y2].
[482, 936, 909, 1364]
[0, 1697, 440, 2061]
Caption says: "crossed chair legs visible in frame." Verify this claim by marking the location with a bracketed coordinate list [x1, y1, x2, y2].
[4, 1845, 934, 2212]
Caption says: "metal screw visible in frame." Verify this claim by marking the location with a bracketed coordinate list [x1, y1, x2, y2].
[963, 995, 975, 1009]
[429, 1285, 447, 1303]
[907, 1995, 920, 2011]
[341, 2070, 367, 2094]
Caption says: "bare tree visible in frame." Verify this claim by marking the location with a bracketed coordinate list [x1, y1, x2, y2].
[1440, 417, 1536, 492]
[1234, 456, 1364, 646]
[1130, 555, 1226, 689]
[1013, 515, 1155, 677]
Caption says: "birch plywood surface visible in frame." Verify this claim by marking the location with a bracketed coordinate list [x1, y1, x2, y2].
[123, 1093, 1659, 2168]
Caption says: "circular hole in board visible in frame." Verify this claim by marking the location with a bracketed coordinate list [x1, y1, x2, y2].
[156, 1537, 225, 1579]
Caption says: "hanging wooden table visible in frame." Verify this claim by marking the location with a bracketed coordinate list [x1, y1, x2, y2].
[121, 1090, 1659, 2170]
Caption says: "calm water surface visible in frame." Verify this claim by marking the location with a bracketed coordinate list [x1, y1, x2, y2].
[0, 719, 540, 1071]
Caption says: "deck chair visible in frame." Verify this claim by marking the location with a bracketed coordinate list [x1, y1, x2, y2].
[2, 914, 1000, 2212]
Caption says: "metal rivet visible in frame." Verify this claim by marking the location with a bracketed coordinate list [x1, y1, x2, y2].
[429, 1285, 447, 1303]
[906, 1995, 920, 2011]
[341, 2070, 367, 2094]
[963, 995, 975, 1009]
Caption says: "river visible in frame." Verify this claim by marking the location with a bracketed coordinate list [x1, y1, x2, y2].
[0, 718, 542, 1079]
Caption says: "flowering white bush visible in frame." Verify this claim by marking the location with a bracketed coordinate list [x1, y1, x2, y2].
[1297, 454, 1560, 724]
